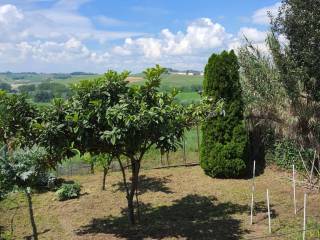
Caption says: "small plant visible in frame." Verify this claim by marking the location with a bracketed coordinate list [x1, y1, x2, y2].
[55, 183, 81, 201]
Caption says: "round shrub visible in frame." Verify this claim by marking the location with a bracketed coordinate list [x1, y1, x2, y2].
[55, 183, 81, 201]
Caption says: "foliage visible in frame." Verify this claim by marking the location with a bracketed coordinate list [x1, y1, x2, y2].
[17, 84, 36, 94]
[34, 98, 76, 167]
[0, 145, 11, 200]
[33, 90, 53, 102]
[272, 139, 313, 171]
[0, 91, 38, 147]
[0, 145, 48, 190]
[271, 0, 320, 102]
[238, 1, 320, 174]
[200, 51, 248, 178]
[69, 69, 130, 155]
[0, 82, 11, 92]
[55, 183, 81, 201]
[68, 65, 193, 224]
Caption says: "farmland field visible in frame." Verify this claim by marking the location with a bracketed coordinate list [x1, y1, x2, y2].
[1, 166, 319, 240]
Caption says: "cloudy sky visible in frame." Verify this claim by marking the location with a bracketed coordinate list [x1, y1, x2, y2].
[0, 0, 280, 73]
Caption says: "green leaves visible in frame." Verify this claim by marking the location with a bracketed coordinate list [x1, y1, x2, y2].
[0, 145, 48, 195]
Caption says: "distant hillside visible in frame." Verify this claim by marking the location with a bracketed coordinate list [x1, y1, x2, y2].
[0, 71, 203, 105]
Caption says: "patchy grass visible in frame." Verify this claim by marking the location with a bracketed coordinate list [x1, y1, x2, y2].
[1, 166, 319, 240]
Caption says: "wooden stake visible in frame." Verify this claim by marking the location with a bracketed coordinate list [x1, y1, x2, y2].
[183, 137, 186, 164]
[250, 160, 256, 225]
[293, 164, 297, 215]
[303, 193, 307, 240]
[196, 124, 200, 161]
[267, 189, 271, 234]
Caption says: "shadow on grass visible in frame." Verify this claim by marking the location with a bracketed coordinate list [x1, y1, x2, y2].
[252, 201, 278, 224]
[24, 229, 50, 240]
[76, 194, 249, 240]
[112, 174, 174, 194]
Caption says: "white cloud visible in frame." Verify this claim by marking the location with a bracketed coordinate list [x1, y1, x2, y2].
[0, 3, 144, 43]
[238, 27, 267, 42]
[0, 2, 284, 73]
[113, 18, 231, 59]
[0, 4, 23, 26]
[252, 2, 281, 25]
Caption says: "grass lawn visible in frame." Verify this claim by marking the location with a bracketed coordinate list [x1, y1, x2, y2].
[1, 166, 319, 240]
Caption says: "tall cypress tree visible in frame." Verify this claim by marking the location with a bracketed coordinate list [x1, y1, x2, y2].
[200, 50, 248, 178]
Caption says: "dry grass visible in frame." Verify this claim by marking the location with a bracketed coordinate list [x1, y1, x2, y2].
[1, 166, 320, 240]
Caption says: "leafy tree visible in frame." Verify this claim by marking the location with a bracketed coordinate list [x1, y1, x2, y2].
[271, 0, 320, 101]
[269, 0, 320, 155]
[0, 82, 11, 92]
[67, 70, 130, 191]
[33, 90, 53, 102]
[69, 65, 190, 224]
[37, 82, 71, 98]
[18, 84, 36, 94]
[99, 65, 188, 224]
[200, 51, 248, 178]
[0, 145, 48, 240]
[0, 91, 37, 147]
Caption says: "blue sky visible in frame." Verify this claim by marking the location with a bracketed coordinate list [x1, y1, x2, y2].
[0, 0, 280, 73]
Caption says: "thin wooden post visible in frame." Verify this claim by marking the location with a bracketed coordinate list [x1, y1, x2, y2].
[303, 193, 307, 240]
[183, 137, 186, 164]
[166, 152, 169, 166]
[293, 164, 297, 215]
[196, 124, 200, 161]
[267, 189, 271, 234]
[250, 160, 256, 225]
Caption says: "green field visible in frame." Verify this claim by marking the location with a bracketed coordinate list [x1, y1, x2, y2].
[1, 72, 204, 105]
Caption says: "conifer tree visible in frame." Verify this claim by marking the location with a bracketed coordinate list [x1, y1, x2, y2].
[200, 50, 248, 177]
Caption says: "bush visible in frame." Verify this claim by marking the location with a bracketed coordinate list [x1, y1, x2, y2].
[55, 183, 81, 201]
[272, 139, 313, 171]
[200, 51, 248, 178]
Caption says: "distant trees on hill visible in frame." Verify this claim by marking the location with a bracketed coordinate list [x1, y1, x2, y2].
[17, 82, 71, 102]
[0, 82, 12, 92]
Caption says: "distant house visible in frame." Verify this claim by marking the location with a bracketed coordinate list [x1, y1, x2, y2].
[176, 72, 187, 75]
[166, 68, 202, 76]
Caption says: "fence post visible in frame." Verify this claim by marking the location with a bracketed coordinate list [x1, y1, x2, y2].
[293, 164, 297, 215]
[250, 160, 256, 225]
[303, 193, 307, 240]
[183, 136, 186, 164]
[267, 189, 271, 234]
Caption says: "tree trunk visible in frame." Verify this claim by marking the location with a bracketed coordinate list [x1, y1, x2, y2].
[126, 159, 140, 225]
[24, 189, 38, 240]
[102, 166, 109, 191]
